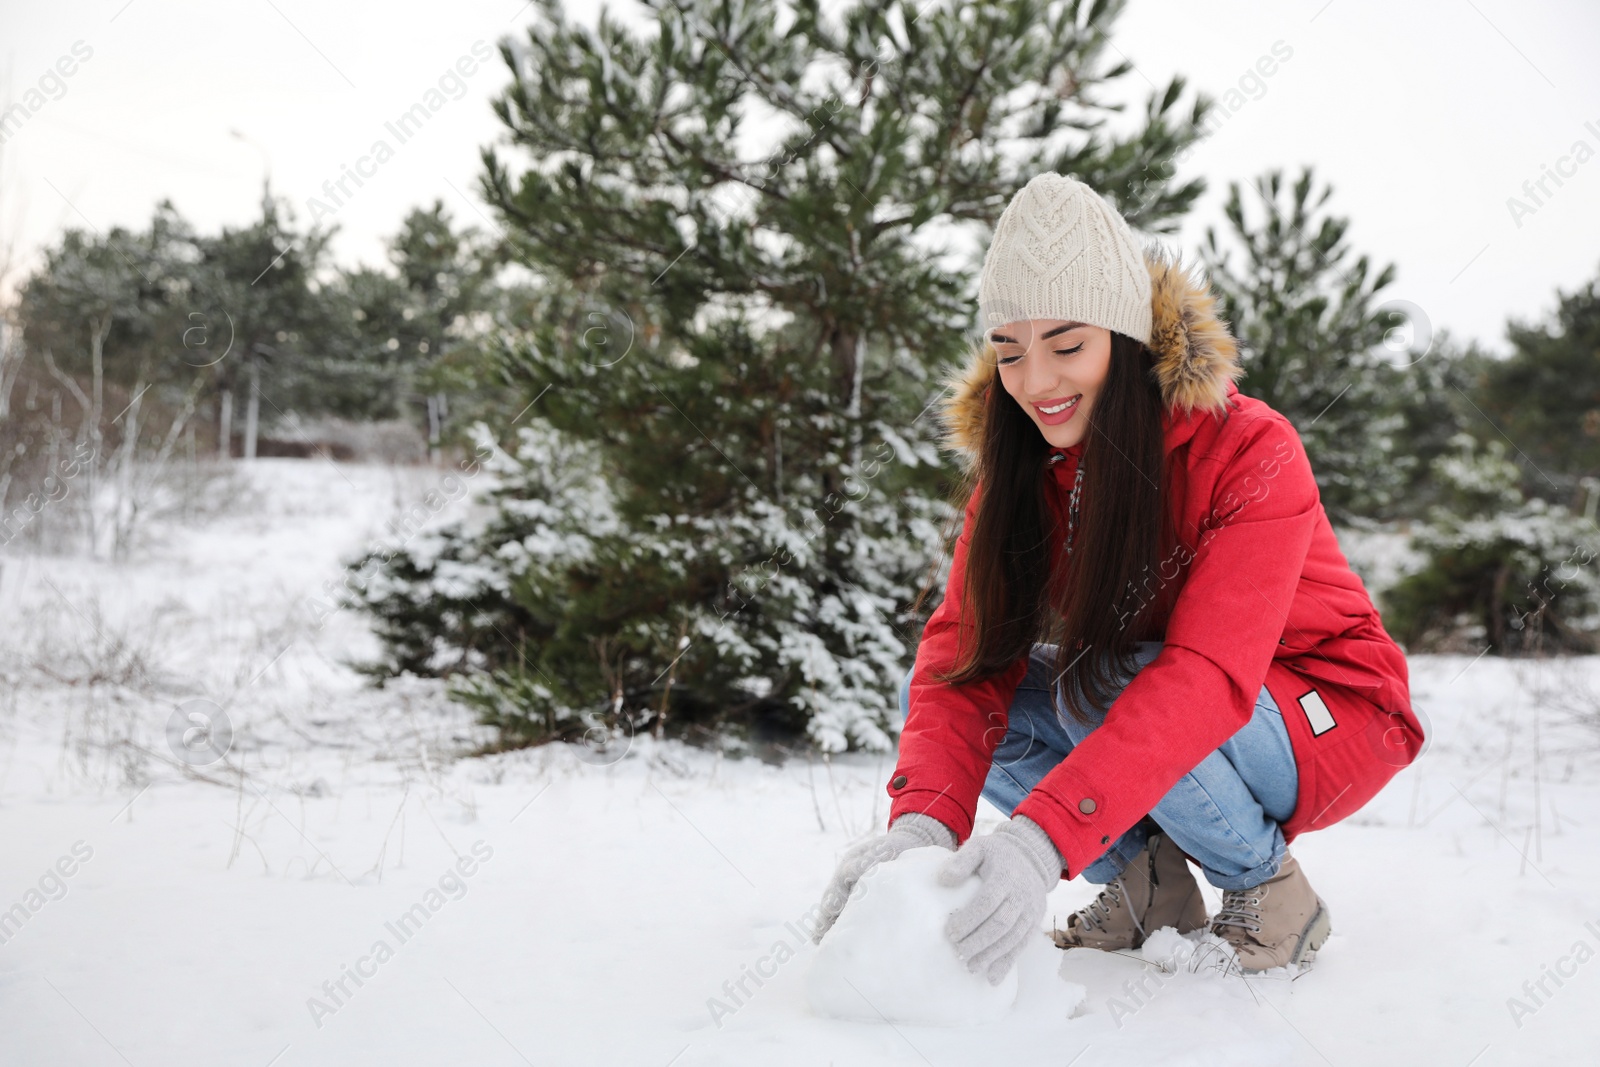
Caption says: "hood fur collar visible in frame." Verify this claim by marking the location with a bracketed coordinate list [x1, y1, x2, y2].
[937, 245, 1244, 463]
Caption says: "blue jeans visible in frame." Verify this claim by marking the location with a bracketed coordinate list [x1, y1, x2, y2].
[898, 641, 1298, 890]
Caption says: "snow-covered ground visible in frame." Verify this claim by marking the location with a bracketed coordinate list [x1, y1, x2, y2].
[1, 458, 1596, 1066]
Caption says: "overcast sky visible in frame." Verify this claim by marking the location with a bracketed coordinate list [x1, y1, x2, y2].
[2, 0, 1597, 356]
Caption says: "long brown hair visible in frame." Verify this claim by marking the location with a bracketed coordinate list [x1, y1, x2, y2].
[912, 330, 1180, 725]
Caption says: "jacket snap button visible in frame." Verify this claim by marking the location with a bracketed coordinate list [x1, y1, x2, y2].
[1078, 798, 1096, 814]
[1279, 638, 1287, 645]
[891, 775, 908, 789]
[1101, 835, 1110, 844]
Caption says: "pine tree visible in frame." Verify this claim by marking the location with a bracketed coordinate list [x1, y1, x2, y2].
[190, 189, 346, 454]
[1476, 263, 1600, 508]
[1376, 328, 1496, 521]
[1385, 432, 1600, 655]
[327, 201, 504, 436]
[1200, 167, 1411, 523]
[354, 0, 1216, 753]
[13, 202, 216, 554]
[384, 201, 504, 452]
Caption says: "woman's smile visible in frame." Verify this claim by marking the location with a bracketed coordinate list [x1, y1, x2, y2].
[1031, 395, 1082, 424]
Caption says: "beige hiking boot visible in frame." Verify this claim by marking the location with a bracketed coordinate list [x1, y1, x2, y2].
[1049, 832, 1207, 951]
[1209, 852, 1332, 972]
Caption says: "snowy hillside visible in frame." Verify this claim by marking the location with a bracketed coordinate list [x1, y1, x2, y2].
[0, 458, 1595, 1066]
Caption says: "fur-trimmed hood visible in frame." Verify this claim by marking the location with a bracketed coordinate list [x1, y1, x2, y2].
[937, 245, 1245, 464]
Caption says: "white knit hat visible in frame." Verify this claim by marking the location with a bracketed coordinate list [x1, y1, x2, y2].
[978, 172, 1153, 344]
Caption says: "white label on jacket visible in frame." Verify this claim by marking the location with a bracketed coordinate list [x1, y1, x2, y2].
[1299, 688, 1337, 736]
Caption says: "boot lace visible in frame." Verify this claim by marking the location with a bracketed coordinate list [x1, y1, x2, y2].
[1077, 875, 1146, 940]
[1212, 885, 1265, 936]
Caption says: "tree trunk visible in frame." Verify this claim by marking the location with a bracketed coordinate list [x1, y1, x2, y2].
[113, 381, 144, 560]
[244, 357, 260, 461]
[774, 419, 784, 507]
[821, 327, 865, 575]
[427, 393, 443, 464]
[219, 388, 233, 460]
[87, 315, 109, 556]
[0, 318, 21, 421]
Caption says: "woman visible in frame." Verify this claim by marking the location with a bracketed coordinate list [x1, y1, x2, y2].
[808, 173, 1423, 986]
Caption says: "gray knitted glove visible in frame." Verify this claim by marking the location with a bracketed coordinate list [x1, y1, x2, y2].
[810, 812, 957, 945]
[938, 814, 1064, 985]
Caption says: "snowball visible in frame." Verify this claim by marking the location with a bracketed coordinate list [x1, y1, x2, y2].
[1133, 925, 1255, 977]
[1136, 926, 1198, 972]
[806, 846, 1019, 1026]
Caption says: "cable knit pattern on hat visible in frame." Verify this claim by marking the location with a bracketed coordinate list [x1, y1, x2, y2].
[978, 172, 1153, 344]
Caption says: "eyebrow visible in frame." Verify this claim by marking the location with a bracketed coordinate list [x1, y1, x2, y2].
[988, 322, 1089, 344]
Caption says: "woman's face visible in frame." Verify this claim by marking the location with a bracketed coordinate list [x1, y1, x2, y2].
[989, 319, 1113, 450]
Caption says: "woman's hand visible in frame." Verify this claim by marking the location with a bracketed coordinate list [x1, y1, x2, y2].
[938, 815, 1064, 985]
[810, 812, 957, 945]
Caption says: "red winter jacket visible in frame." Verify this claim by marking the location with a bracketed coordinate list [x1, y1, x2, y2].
[886, 251, 1424, 879]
